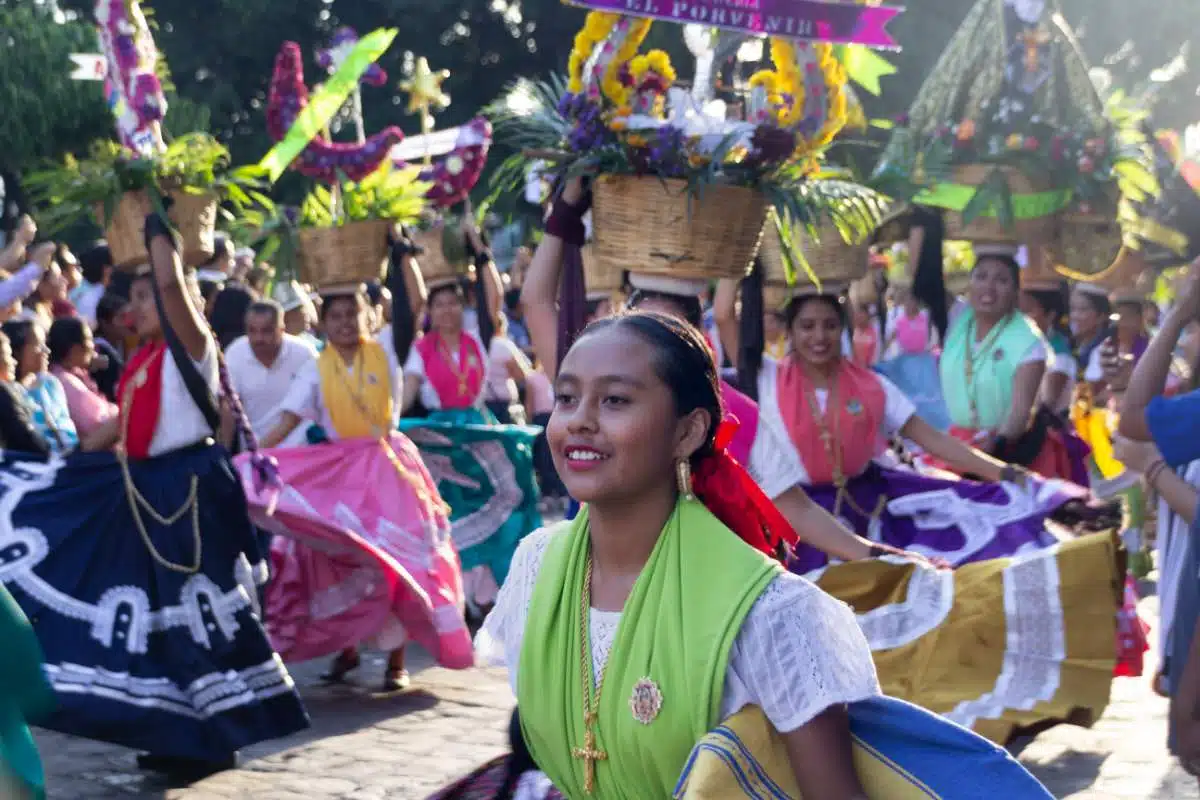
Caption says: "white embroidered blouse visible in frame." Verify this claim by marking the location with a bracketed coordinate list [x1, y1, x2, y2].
[476, 526, 881, 735]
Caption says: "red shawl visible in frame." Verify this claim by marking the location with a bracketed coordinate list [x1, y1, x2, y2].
[776, 357, 886, 485]
[116, 341, 167, 459]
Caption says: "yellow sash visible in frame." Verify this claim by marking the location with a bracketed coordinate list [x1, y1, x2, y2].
[318, 339, 393, 439]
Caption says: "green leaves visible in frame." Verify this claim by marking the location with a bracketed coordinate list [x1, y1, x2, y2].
[764, 178, 889, 287]
[25, 133, 273, 236]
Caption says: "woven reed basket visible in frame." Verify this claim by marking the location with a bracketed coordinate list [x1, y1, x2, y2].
[297, 218, 391, 290]
[98, 190, 218, 270]
[759, 217, 870, 287]
[411, 227, 471, 288]
[1055, 214, 1122, 280]
[944, 164, 1055, 243]
[591, 175, 767, 281]
[582, 242, 624, 293]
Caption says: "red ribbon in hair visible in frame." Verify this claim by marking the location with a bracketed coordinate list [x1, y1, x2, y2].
[691, 418, 799, 562]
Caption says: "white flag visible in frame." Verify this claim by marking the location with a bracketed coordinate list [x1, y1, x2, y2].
[69, 54, 107, 81]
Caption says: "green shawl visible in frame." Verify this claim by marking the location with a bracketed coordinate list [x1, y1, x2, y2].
[940, 309, 1042, 429]
[518, 499, 782, 799]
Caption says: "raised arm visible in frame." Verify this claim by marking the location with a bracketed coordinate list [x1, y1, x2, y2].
[0, 216, 37, 273]
[0, 243, 55, 310]
[1120, 257, 1200, 441]
[713, 278, 741, 368]
[461, 213, 504, 325]
[146, 215, 208, 361]
[1113, 435, 1199, 525]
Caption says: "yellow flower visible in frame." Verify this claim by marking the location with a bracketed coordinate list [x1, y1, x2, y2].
[645, 49, 674, 81]
[601, 17, 651, 106]
[626, 134, 649, 148]
[726, 145, 750, 163]
[583, 11, 618, 38]
[688, 153, 711, 168]
[630, 55, 649, 77]
[568, 12, 620, 94]
[1006, 133, 1024, 150]
[748, 70, 779, 92]
[610, 119, 628, 132]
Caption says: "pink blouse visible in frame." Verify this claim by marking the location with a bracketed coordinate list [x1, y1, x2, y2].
[50, 365, 117, 437]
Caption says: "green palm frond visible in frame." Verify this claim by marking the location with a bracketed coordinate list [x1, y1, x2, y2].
[486, 74, 571, 149]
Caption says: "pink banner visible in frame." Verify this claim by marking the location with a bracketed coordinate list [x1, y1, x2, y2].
[569, 0, 903, 49]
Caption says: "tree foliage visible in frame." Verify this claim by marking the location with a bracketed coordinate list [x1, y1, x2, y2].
[0, 2, 112, 173]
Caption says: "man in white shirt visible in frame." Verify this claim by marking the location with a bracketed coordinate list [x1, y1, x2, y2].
[226, 300, 317, 448]
[71, 242, 113, 329]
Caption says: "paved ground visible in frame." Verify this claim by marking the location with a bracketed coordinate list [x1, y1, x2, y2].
[37, 593, 1200, 799]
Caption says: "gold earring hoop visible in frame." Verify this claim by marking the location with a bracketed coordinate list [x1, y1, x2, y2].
[676, 458, 694, 500]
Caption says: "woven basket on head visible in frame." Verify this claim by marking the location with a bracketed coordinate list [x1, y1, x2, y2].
[1055, 215, 1123, 281]
[763, 283, 796, 312]
[944, 164, 1055, 243]
[591, 175, 767, 281]
[1018, 241, 1068, 291]
[297, 218, 391, 289]
[98, 190, 219, 270]
[411, 226, 471, 288]
[582, 242, 624, 294]
[760, 216, 870, 286]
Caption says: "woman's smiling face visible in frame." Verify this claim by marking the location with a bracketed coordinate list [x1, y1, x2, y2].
[790, 296, 843, 368]
[547, 325, 683, 505]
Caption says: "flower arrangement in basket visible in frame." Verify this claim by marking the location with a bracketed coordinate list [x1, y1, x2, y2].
[489, 10, 893, 283]
[870, 0, 1156, 242]
[26, 0, 269, 268]
[258, 29, 493, 291]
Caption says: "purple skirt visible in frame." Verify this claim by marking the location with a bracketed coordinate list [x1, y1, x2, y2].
[789, 463, 1078, 574]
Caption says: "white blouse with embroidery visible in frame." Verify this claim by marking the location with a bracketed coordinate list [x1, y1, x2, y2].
[477, 526, 881, 735]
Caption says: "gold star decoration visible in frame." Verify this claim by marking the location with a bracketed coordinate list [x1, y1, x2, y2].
[401, 57, 451, 127]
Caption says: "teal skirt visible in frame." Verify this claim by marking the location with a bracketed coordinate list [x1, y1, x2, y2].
[0, 585, 53, 800]
[400, 407, 542, 585]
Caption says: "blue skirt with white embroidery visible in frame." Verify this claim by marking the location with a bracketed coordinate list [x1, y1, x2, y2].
[0, 443, 310, 760]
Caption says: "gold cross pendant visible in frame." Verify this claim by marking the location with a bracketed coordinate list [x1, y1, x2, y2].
[571, 727, 608, 794]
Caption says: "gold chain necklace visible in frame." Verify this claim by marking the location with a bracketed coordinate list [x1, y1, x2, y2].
[436, 334, 474, 398]
[800, 363, 885, 521]
[572, 554, 609, 794]
[962, 314, 1013, 430]
[117, 347, 202, 574]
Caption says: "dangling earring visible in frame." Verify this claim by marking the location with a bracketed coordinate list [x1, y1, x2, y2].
[676, 458, 694, 500]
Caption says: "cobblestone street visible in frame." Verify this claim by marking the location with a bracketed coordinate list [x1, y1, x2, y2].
[37, 594, 1199, 799]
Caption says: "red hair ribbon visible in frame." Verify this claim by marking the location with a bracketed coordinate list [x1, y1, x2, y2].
[693, 419, 799, 562]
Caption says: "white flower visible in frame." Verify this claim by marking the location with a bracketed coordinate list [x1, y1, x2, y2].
[1006, 0, 1045, 24]
[617, 89, 753, 153]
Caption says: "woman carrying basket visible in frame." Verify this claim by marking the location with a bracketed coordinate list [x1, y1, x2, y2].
[0, 213, 308, 779]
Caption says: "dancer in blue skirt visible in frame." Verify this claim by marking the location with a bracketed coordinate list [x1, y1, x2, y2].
[0, 214, 308, 779]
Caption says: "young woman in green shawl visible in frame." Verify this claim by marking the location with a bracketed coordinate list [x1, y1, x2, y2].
[476, 311, 879, 798]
